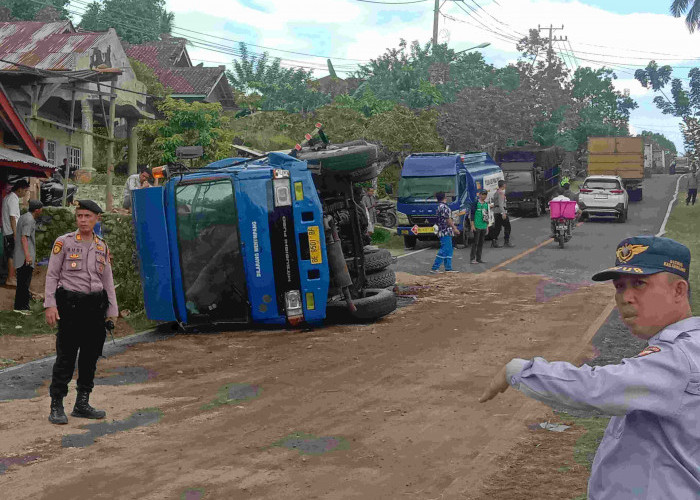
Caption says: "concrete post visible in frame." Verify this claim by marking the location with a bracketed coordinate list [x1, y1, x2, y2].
[127, 118, 138, 175]
[79, 100, 94, 181]
[105, 83, 116, 211]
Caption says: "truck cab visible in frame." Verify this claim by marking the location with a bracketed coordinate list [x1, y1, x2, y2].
[132, 151, 396, 328]
[395, 152, 502, 249]
[495, 147, 562, 217]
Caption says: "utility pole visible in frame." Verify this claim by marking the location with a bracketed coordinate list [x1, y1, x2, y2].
[538, 24, 564, 67]
[433, 0, 440, 49]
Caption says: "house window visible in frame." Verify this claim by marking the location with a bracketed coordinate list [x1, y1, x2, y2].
[69, 147, 81, 171]
[47, 140, 56, 165]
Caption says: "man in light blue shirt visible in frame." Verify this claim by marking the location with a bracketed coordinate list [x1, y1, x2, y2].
[480, 236, 700, 499]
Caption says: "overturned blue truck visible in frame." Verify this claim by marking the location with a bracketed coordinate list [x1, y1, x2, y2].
[131, 137, 397, 328]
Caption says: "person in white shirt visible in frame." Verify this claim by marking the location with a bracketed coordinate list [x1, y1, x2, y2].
[2, 179, 29, 287]
[549, 189, 580, 237]
[122, 168, 152, 210]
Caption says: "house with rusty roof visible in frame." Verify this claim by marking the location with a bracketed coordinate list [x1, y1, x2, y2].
[0, 20, 152, 180]
[123, 35, 236, 110]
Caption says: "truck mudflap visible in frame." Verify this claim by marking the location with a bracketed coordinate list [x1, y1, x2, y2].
[132, 187, 177, 322]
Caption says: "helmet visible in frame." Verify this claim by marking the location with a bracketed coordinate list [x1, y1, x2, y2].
[560, 176, 570, 187]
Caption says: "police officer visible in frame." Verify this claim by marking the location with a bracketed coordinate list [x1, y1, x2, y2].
[45, 200, 118, 425]
[479, 236, 700, 498]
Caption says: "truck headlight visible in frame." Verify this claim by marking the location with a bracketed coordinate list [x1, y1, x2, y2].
[274, 178, 292, 207]
[285, 290, 304, 324]
[397, 211, 409, 225]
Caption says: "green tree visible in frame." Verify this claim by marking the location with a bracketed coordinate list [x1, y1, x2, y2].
[226, 43, 330, 113]
[671, 0, 700, 32]
[635, 61, 700, 157]
[0, 0, 69, 20]
[640, 131, 678, 155]
[138, 98, 235, 166]
[79, 0, 173, 44]
[351, 39, 509, 109]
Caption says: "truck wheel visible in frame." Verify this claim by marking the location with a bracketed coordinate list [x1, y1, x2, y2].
[381, 211, 398, 228]
[335, 162, 381, 182]
[404, 235, 417, 249]
[364, 248, 393, 272]
[326, 288, 397, 323]
[365, 268, 396, 289]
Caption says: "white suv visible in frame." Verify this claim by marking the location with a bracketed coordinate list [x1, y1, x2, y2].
[578, 175, 629, 223]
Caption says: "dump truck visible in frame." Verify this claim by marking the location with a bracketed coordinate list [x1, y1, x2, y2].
[131, 129, 397, 327]
[587, 137, 644, 201]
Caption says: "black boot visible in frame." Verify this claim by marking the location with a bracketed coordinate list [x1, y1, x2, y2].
[491, 239, 501, 248]
[504, 239, 514, 247]
[49, 397, 68, 425]
[71, 391, 106, 419]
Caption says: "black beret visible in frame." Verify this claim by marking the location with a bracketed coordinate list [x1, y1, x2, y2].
[76, 199, 103, 214]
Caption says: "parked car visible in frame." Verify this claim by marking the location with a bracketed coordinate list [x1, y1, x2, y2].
[577, 175, 629, 223]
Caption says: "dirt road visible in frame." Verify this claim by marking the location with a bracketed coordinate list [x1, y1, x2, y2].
[0, 270, 613, 499]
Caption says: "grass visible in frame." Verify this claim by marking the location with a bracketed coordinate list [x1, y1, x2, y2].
[662, 192, 700, 312]
[371, 226, 408, 253]
[0, 301, 54, 338]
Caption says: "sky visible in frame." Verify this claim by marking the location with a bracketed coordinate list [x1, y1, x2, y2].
[75, 0, 700, 153]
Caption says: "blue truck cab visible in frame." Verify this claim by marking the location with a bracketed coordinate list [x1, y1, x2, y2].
[132, 152, 331, 327]
[132, 149, 398, 328]
[395, 152, 503, 249]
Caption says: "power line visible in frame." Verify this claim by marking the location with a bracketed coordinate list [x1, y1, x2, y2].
[354, 0, 428, 3]
[453, 0, 522, 41]
[464, 0, 526, 36]
[449, 3, 521, 43]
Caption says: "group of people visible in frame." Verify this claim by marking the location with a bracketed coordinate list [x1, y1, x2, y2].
[2, 179, 44, 310]
[431, 180, 513, 273]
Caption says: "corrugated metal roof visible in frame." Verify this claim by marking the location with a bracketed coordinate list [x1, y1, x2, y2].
[0, 21, 108, 71]
[0, 148, 55, 169]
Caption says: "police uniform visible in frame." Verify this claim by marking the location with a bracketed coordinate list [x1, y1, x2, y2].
[504, 236, 700, 499]
[45, 200, 118, 424]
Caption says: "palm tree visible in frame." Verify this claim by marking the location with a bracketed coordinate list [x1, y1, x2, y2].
[671, 0, 700, 32]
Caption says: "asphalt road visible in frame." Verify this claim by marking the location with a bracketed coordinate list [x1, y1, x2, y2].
[395, 174, 682, 284]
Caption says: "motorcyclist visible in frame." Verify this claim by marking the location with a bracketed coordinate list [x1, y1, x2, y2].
[560, 177, 579, 202]
[550, 186, 580, 238]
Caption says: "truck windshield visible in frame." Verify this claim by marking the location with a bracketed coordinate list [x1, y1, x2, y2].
[175, 179, 248, 321]
[504, 171, 534, 191]
[398, 176, 457, 201]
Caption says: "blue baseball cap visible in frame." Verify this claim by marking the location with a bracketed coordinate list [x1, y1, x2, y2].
[591, 236, 690, 281]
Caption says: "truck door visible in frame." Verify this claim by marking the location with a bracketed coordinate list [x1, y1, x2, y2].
[132, 187, 177, 321]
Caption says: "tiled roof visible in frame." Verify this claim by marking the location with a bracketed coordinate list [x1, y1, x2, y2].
[0, 21, 109, 71]
[124, 38, 226, 94]
[122, 37, 189, 71]
[166, 66, 226, 95]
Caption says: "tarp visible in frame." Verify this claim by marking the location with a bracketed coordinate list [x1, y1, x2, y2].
[402, 154, 461, 177]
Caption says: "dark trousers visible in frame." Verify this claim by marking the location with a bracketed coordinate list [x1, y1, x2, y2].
[493, 214, 511, 241]
[687, 189, 697, 205]
[13, 264, 33, 310]
[49, 288, 108, 398]
[470, 228, 487, 261]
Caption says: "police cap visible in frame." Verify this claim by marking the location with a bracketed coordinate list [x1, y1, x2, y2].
[76, 199, 103, 215]
[591, 236, 690, 281]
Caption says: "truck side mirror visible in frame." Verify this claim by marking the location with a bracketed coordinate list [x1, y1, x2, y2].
[384, 183, 393, 195]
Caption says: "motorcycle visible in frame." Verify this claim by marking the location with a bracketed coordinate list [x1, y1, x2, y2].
[40, 173, 78, 207]
[549, 200, 577, 249]
[375, 199, 397, 228]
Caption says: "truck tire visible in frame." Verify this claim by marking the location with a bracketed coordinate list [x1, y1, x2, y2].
[404, 235, 417, 249]
[364, 248, 393, 272]
[365, 268, 396, 289]
[379, 210, 397, 228]
[326, 288, 397, 323]
[298, 143, 379, 174]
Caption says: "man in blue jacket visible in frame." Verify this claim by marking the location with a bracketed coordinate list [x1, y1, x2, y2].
[479, 236, 700, 499]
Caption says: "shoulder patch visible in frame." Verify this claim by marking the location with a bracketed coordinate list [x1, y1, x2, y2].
[635, 346, 661, 358]
[53, 241, 63, 254]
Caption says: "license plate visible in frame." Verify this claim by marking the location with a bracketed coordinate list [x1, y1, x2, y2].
[308, 226, 322, 264]
[594, 194, 608, 199]
[417, 226, 435, 234]
[556, 224, 567, 230]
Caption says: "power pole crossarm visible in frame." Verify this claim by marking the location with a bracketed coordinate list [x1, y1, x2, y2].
[538, 24, 564, 67]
